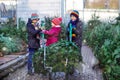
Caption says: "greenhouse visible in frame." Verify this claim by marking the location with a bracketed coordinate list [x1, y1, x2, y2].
[0, 0, 120, 80]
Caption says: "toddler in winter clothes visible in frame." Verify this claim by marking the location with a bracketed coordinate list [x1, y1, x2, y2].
[66, 10, 83, 49]
[42, 17, 62, 46]
[27, 13, 41, 75]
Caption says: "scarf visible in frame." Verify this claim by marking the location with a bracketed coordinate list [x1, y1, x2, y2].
[69, 19, 79, 40]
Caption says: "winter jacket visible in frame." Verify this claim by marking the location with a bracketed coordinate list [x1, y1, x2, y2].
[66, 20, 83, 48]
[27, 18, 41, 49]
[43, 25, 61, 46]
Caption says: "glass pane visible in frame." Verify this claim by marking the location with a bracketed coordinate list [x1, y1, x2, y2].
[0, 0, 16, 18]
[85, 0, 118, 9]
[109, 0, 119, 9]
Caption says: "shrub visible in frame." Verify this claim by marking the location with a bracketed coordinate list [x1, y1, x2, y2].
[0, 18, 27, 42]
[0, 18, 27, 54]
[0, 34, 23, 54]
[84, 16, 120, 80]
[87, 12, 101, 30]
[33, 40, 82, 74]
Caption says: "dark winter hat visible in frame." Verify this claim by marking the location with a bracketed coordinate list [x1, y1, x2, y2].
[70, 10, 79, 18]
[31, 13, 39, 20]
[52, 17, 62, 25]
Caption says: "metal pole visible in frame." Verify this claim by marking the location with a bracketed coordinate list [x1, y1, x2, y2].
[83, 0, 85, 25]
[64, 0, 66, 13]
[119, 0, 120, 14]
[64, 0, 67, 24]
[16, 0, 19, 29]
[11, 0, 13, 18]
[61, 0, 64, 18]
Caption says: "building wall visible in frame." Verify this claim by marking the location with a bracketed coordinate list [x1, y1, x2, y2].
[17, 0, 62, 22]
[17, 0, 119, 24]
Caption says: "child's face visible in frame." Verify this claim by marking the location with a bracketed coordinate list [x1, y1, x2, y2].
[32, 19, 39, 23]
[71, 15, 77, 21]
[51, 22, 55, 27]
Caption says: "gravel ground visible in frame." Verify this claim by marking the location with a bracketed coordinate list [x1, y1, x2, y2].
[3, 65, 49, 80]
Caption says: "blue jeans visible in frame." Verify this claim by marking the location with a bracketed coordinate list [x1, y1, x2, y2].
[27, 48, 36, 72]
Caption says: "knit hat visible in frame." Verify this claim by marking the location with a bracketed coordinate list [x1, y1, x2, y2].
[52, 17, 62, 25]
[70, 10, 79, 18]
[31, 13, 39, 20]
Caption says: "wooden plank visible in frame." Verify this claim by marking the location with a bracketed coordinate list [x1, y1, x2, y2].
[0, 59, 27, 79]
[0, 54, 28, 72]
[0, 55, 19, 65]
[4, 55, 19, 58]
[0, 57, 15, 65]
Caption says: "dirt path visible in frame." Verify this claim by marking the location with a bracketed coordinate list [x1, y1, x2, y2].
[78, 45, 103, 80]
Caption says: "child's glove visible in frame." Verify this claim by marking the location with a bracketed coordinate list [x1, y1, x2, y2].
[35, 26, 39, 30]
[36, 34, 40, 39]
[73, 27, 76, 30]
[42, 30, 46, 33]
[72, 34, 76, 37]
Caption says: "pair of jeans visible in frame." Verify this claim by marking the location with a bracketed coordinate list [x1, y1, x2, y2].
[27, 48, 36, 72]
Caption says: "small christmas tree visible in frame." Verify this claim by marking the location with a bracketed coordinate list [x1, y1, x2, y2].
[33, 40, 82, 75]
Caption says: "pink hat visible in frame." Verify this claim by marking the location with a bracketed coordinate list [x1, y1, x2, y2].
[52, 17, 62, 25]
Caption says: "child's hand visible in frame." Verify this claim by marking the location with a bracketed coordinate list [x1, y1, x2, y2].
[35, 26, 39, 30]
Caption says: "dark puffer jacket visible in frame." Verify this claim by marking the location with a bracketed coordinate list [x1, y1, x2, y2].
[66, 20, 83, 48]
[27, 18, 41, 49]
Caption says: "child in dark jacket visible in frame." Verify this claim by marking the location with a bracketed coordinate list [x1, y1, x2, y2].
[27, 13, 41, 75]
[42, 17, 62, 46]
[66, 10, 83, 58]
